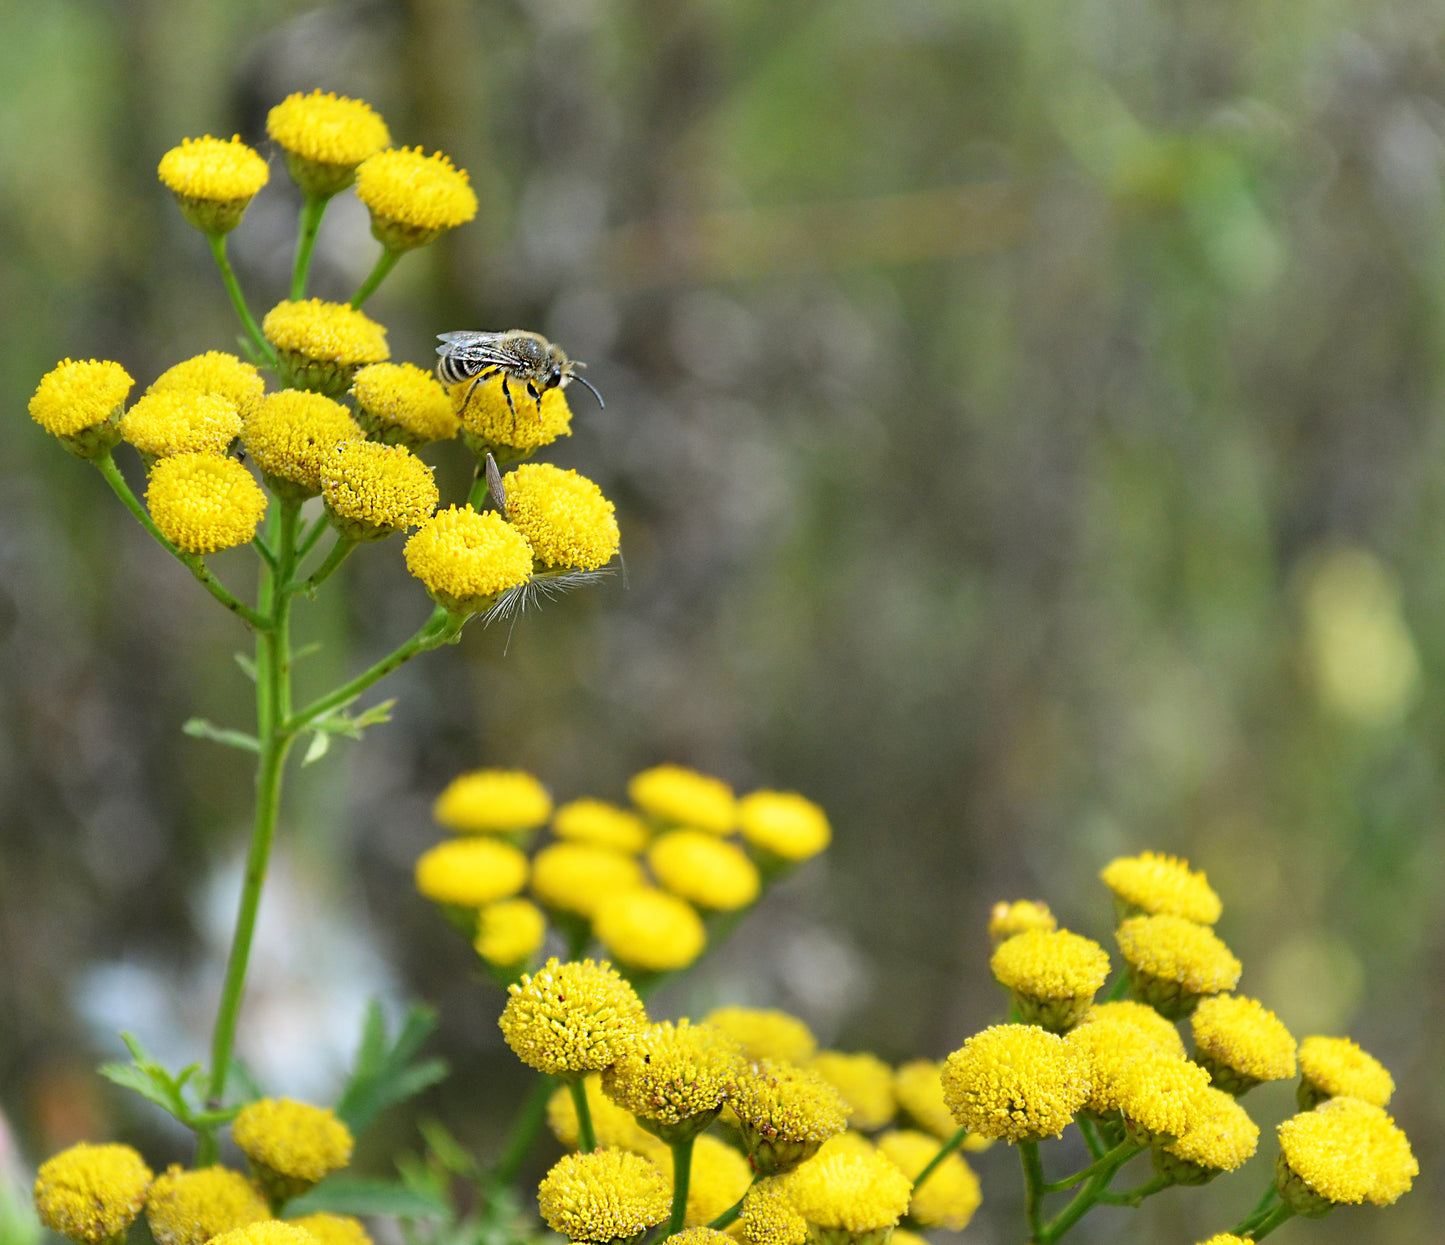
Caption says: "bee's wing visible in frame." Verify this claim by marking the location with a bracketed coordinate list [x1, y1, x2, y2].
[436, 330, 506, 355]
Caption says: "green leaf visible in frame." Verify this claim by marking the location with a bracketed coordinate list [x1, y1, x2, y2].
[183, 718, 260, 752]
[352, 698, 396, 729]
[302, 731, 332, 766]
[334, 1003, 448, 1137]
[417, 1118, 478, 1178]
[98, 1033, 201, 1125]
[284, 1176, 448, 1219]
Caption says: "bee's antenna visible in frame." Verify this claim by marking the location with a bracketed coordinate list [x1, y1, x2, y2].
[570, 373, 605, 408]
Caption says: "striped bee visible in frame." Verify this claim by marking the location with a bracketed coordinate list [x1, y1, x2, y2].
[435, 330, 604, 426]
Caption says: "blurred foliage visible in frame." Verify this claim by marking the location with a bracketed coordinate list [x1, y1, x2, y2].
[1, 0, 1443, 1241]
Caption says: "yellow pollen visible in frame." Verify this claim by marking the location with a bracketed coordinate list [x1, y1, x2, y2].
[267, 91, 390, 167]
[990, 928, 1111, 1001]
[30, 358, 133, 438]
[404, 506, 534, 612]
[350, 362, 459, 445]
[940, 1024, 1089, 1142]
[287, 1214, 372, 1245]
[146, 453, 268, 554]
[1297, 1034, 1395, 1107]
[1190, 994, 1297, 1086]
[355, 147, 479, 235]
[33, 1143, 153, 1245]
[230, 1098, 353, 1183]
[321, 440, 438, 536]
[262, 299, 389, 366]
[988, 899, 1058, 943]
[1277, 1096, 1417, 1206]
[809, 1052, 897, 1132]
[502, 463, 620, 572]
[499, 957, 648, 1077]
[149, 352, 265, 418]
[452, 374, 573, 451]
[122, 390, 242, 459]
[145, 1165, 268, 1245]
[1101, 851, 1222, 924]
[536, 1148, 670, 1243]
[241, 390, 362, 496]
[157, 135, 269, 202]
[603, 1020, 744, 1126]
[782, 1148, 913, 1233]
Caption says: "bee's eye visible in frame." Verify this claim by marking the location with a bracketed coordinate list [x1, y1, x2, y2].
[548, 365, 563, 388]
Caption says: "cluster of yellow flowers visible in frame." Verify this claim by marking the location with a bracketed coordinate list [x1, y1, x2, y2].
[27, 89, 620, 618]
[33, 1100, 359, 1245]
[414, 763, 832, 977]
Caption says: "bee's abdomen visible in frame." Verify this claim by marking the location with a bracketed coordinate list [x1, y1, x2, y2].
[437, 353, 483, 385]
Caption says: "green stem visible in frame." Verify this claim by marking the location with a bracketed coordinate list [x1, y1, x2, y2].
[207, 233, 276, 366]
[295, 535, 356, 595]
[1038, 1141, 1142, 1243]
[706, 1176, 759, 1231]
[350, 246, 403, 308]
[1077, 1115, 1106, 1160]
[285, 605, 461, 733]
[1238, 1181, 1280, 1230]
[1103, 972, 1130, 1003]
[569, 1079, 597, 1153]
[1246, 1203, 1296, 1241]
[668, 1137, 695, 1234]
[1096, 1171, 1172, 1206]
[291, 193, 331, 301]
[93, 453, 268, 628]
[1020, 1141, 1046, 1243]
[912, 1125, 968, 1192]
[491, 1072, 556, 1186]
[1043, 1140, 1140, 1194]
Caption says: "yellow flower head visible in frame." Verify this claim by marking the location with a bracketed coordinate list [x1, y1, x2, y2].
[145, 1165, 269, 1245]
[782, 1148, 913, 1244]
[730, 1059, 851, 1176]
[537, 1148, 670, 1243]
[893, 1061, 989, 1149]
[230, 1098, 353, 1201]
[502, 463, 620, 573]
[1297, 1035, 1395, 1109]
[705, 1006, 818, 1065]
[150, 352, 265, 419]
[30, 358, 132, 458]
[287, 1215, 372, 1245]
[355, 147, 479, 250]
[648, 829, 760, 912]
[736, 790, 831, 864]
[531, 842, 646, 918]
[404, 506, 533, 614]
[647, 1135, 753, 1226]
[147, 453, 268, 554]
[1189, 994, 1297, 1094]
[739, 1177, 808, 1245]
[350, 362, 459, 447]
[1077, 1001, 1186, 1057]
[33, 1143, 152, 1245]
[321, 440, 438, 540]
[1067, 1003, 1187, 1118]
[475, 897, 548, 969]
[262, 299, 389, 397]
[158, 136, 269, 233]
[242, 390, 362, 499]
[809, 1052, 896, 1132]
[940, 1024, 1088, 1143]
[1115, 914, 1241, 1019]
[1115, 1053, 1214, 1147]
[876, 1129, 981, 1230]
[1196, 1238, 1250, 1245]
[1276, 1096, 1417, 1213]
[500, 957, 647, 1078]
[602, 1020, 744, 1136]
[1101, 852, 1222, 925]
[122, 391, 242, 461]
[987, 900, 1058, 945]
[593, 886, 708, 973]
[1155, 1085, 1258, 1182]
[990, 928, 1111, 1031]
[667, 1228, 740, 1245]
[415, 836, 529, 908]
[548, 1074, 658, 1153]
[554, 798, 650, 854]
[210, 1224, 326, 1245]
[628, 764, 736, 834]
[267, 91, 390, 197]
[434, 768, 553, 835]
[453, 374, 573, 456]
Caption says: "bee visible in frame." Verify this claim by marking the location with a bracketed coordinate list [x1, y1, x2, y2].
[435, 330, 604, 426]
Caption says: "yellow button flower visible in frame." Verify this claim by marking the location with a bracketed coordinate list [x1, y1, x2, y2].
[355, 147, 479, 250]
[433, 768, 553, 834]
[414, 836, 529, 908]
[1115, 1053, 1213, 1146]
[499, 957, 647, 1078]
[145, 1165, 268, 1245]
[475, 897, 548, 970]
[452, 374, 573, 456]
[502, 463, 620, 572]
[1101, 851, 1222, 925]
[1077, 1000, 1187, 1058]
[210, 1225, 319, 1245]
[122, 390, 242, 461]
[1189, 994, 1297, 1094]
[941, 1024, 1088, 1143]
[731, 1059, 851, 1176]
[553, 798, 650, 854]
[876, 1129, 981, 1230]
[1155, 1085, 1258, 1182]
[33, 1143, 153, 1245]
[739, 1177, 808, 1245]
[158, 135, 269, 233]
[894, 1060, 994, 1147]
[531, 841, 646, 918]
[987, 899, 1057, 944]
[321, 440, 438, 540]
[648, 829, 760, 911]
[267, 90, 389, 197]
[350, 362, 459, 447]
[30, 358, 133, 458]
[230, 1098, 353, 1202]
[149, 352, 265, 419]
[1296, 1034, 1395, 1109]
[287, 1215, 372, 1245]
[628, 764, 736, 834]
[1276, 1096, 1417, 1212]
[536, 1148, 670, 1244]
[404, 505, 534, 615]
[592, 886, 707, 974]
[602, 1021, 744, 1139]
[782, 1147, 913, 1245]
[737, 790, 831, 863]
[242, 390, 362, 499]
[262, 299, 389, 397]
[147, 453, 267, 554]
[1115, 913, 1241, 1019]
[990, 928, 1111, 1031]
[704, 1006, 818, 1065]
[809, 1052, 896, 1132]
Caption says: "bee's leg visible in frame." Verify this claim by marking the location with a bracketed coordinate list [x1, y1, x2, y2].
[460, 367, 499, 415]
[526, 381, 543, 418]
[501, 375, 518, 433]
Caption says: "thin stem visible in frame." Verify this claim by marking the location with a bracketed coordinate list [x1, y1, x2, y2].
[706, 1176, 760, 1231]
[1043, 1140, 1140, 1194]
[912, 1125, 969, 1192]
[1020, 1141, 1046, 1243]
[93, 454, 268, 629]
[285, 605, 460, 733]
[1247, 1203, 1296, 1241]
[296, 513, 331, 563]
[1096, 1172, 1173, 1206]
[1103, 972, 1131, 1003]
[1077, 1115, 1106, 1160]
[491, 1072, 556, 1186]
[295, 535, 356, 595]
[1038, 1141, 1143, 1244]
[667, 1137, 695, 1234]
[569, 1079, 597, 1153]
[1238, 1181, 1280, 1229]
[291, 193, 331, 301]
[350, 246, 403, 308]
[207, 233, 276, 366]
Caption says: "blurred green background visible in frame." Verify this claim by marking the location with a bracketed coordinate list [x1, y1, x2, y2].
[1, 1, 1441, 1242]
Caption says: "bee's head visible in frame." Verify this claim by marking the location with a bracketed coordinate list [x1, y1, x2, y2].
[544, 343, 570, 390]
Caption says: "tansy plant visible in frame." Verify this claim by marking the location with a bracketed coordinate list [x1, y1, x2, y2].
[24, 95, 1417, 1245]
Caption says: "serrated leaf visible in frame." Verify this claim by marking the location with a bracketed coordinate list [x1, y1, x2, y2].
[285, 1176, 448, 1219]
[334, 1004, 447, 1137]
[302, 731, 331, 766]
[234, 652, 258, 681]
[183, 719, 260, 752]
[98, 1061, 186, 1119]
